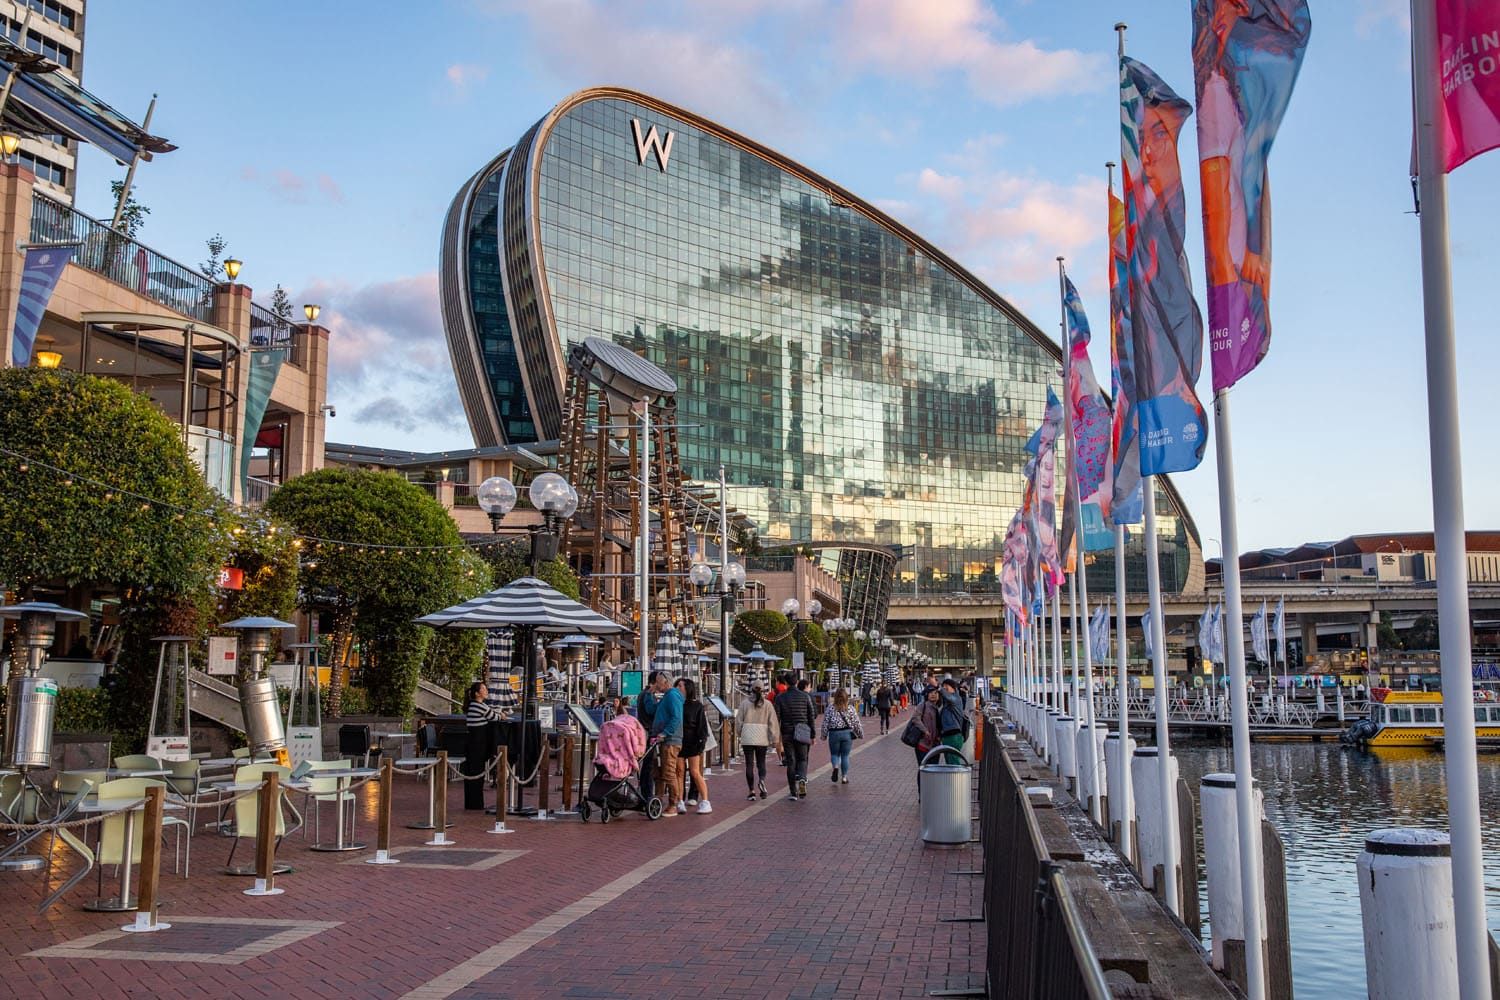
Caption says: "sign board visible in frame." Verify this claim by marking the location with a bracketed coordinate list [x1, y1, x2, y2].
[287, 726, 323, 769]
[620, 670, 643, 697]
[146, 735, 191, 762]
[538, 704, 555, 731]
[207, 636, 238, 676]
[792, 652, 805, 671]
[567, 703, 600, 738]
[707, 695, 733, 721]
[216, 566, 245, 590]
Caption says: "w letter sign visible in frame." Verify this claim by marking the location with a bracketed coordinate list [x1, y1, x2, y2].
[631, 119, 674, 171]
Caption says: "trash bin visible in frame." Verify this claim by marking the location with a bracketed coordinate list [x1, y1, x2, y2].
[919, 745, 972, 845]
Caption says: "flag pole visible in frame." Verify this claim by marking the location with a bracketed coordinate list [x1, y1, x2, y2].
[1108, 158, 1134, 862]
[1411, 1, 1488, 993]
[1117, 17, 1180, 917]
[1212, 390, 1268, 1000]
[1060, 257, 1102, 824]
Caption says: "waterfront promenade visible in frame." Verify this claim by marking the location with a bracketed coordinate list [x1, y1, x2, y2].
[0, 731, 983, 999]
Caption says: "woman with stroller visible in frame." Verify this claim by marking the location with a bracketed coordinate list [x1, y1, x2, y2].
[735, 684, 779, 800]
[822, 688, 864, 784]
[677, 678, 713, 815]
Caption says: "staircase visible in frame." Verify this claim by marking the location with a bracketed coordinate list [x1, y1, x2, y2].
[187, 670, 456, 729]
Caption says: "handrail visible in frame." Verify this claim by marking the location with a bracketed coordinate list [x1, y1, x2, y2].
[1047, 867, 1114, 1000]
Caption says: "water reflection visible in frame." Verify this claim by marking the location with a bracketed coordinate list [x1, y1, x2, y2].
[1175, 742, 1500, 1000]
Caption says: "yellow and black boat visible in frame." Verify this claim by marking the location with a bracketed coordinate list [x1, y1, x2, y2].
[1345, 687, 1500, 749]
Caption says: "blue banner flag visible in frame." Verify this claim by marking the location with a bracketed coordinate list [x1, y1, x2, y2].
[239, 348, 287, 488]
[11, 244, 77, 366]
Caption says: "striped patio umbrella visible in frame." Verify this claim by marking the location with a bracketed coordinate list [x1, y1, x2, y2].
[743, 643, 780, 695]
[677, 626, 698, 679]
[485, 628, 520, 711]
[416, 577, 627, 635]
[653, 623, 680, 678]
[860, 661, 880, 689]
[827, 663, 840, 691]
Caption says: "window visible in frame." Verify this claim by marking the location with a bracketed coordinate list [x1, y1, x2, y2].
[18, 0, 76, 30]
[1387, 707, 1413, 724]
[18, 150, 66, 187]
[1413, 707, 1439, 724]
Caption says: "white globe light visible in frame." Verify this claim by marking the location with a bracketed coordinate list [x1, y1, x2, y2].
[881, 636, 893, 649]
[853, 629, 866, 642]
[869, 628, 881, 641]
[558, 483, 580, 519]
[724, 561, 746, 588]
[806, 599, 822, 618]
[528, 472, 571, 513]
[476, 476, 517, 517]
[688, 562, 714, 588]
[781, 598, 800, 617]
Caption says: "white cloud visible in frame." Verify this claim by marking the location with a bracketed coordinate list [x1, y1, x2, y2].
[445, 63, 490, 97]
[1356, 0, 1408, 38]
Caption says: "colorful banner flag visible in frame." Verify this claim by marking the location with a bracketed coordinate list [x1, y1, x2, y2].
[11, 244, 77, 367]
[1193, 0, 1312, 391]
[1108, 187, 1144, 526]
[1198, 606, 1214, 663]
[1001, 510, 1030, 628]
[1141, 609, 1154, 661]
[1435, 0, 1500, 171]
[1027, 389, 1065, 591]
[1090, 604, 1111, 664]
[1273, 596, 1285, 651]
[1063, 276, 1113, 506]
[239, 348, 287, 489]
[1211, 602, 1226, 664]
[1121, 56, 1208, 477]
[1251, 600, 1270, 662]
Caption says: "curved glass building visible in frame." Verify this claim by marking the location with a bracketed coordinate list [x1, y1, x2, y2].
[440, 87, 1200, 595]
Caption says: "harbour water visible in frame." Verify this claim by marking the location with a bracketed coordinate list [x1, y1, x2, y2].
[1174, 742, 1500, 999]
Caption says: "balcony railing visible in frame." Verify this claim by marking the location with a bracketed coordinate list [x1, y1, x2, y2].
[30, 193, 217, 323]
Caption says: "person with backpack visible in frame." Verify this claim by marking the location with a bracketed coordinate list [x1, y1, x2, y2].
[874, 683, 894, 734]
[821, 688, 863, 784]
[736, 684, 779, 800]
[901, 685, 943, 798]
[773, 671, 817, 800]
[938, 678, 969, 753]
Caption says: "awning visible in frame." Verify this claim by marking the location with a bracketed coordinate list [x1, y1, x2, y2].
[1, 45, 174, 164]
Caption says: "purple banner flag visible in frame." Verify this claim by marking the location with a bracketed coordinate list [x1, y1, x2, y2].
[11, 245, 76, 367]
[1122, 56, 1208, 478]
[1108, 188, 1144, 526]
[1063, 276, 1112, 506]
[1193, 0, 1311, 391]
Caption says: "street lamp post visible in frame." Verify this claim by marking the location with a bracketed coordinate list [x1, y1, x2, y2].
[720, 560, 746, 697]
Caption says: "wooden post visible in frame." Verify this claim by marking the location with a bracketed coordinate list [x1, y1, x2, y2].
[122, 786, 170, 931]
[426, 751, 453, 845]
[367, 756, 398, 864]
[561, 735, 575, 812]
[1176, 776, 1201, 940]
[720, 719, 732, 769]
[538, 738, 552, 817]
[488, 747, 513, 834]
[1261, 818, 1294, 999]
[245, 771, 284, 896]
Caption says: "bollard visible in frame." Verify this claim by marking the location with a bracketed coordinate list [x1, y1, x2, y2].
[426, 751, 454, 845]
[1052, 715, 1078, 787]
[559, 736, 576, 813]
[121, 786, 170, 931]
[245, 771, 284, 896]
[1359, 829, 1459, 1000]
[1104, 730, 1137, 862]
[1073, 723, 1106, 823]
[1337, 684, 1346, 723]
[488, 747, 513, 835]
[534, 738, 553, 821]
[721, 718, 733, 768]
[367, 757, 399, 865]
[1200, 773, 1266, 975]
[1131, 745, 1179, 894]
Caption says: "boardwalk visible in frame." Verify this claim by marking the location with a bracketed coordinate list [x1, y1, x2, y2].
[1, 728, 983, 999]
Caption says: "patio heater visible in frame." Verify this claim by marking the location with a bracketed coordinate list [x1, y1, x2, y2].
[146, 636, 194, 762]
[283, 642, 322, 768]
[1, 602, 88, 772]
[220, 616, 296, 764]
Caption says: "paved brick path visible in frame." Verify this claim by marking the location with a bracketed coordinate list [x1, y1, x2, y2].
[0, 717, 984, 999]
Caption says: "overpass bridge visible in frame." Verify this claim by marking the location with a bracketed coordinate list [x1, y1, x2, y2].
[886, 580, 1500, 675]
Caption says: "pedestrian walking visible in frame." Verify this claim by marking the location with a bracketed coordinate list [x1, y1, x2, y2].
[822, 689, 863, 784]
[463, 681, 505, 810]
[648, 671, 686, 816]
[637, 670, 663, 806]
[911, 685, 942, 797]
[736, 684, 779, 800]
[874, 683, 893, 734]
[773, 671, 817, 800]
[938, 678, 969, 753]
[678, 678, 712, 814]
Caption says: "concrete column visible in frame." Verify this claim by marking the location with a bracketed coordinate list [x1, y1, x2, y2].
[975, 620, 994, 677]
[1364, 610, 1380, 656]
[1300, 618, 1318, 659]
[0, 164, 39, 367]
[279, 322, 329, 478]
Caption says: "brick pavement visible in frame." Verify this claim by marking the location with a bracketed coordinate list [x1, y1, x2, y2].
[0, 711, 984, 999]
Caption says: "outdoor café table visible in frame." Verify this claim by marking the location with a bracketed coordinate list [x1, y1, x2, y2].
[375, 732, 415, 757]
[211, 782, 293, 875]
[63, 768, 171, 780]
[290, 768, 379, 852]
[74, 797, 182, 911]
[396, 757, 463, 831]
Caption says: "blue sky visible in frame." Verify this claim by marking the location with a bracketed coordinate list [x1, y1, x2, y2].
[75, 0, 1500, 552]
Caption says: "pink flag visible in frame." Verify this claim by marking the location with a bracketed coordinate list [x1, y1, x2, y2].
[1438, 0, 1500, 171]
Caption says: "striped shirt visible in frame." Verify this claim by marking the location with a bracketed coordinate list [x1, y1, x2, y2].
[467, 700, 505, 727]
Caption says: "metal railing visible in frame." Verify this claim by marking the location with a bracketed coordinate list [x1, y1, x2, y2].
[980, 717, 1110, 999]
[249, 301, 296, 350]
[244, 477, 279, 506]
[30, 193, 217, 323]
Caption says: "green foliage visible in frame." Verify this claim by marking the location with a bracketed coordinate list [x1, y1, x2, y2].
[56, 686, 111, 733]
[0, 369, 227, 594]
[108, 180, 149, 239]
[731, 610, 794, 661]
[732, 523, 762, 556]
[1377, 612, 1401, 651]
[424, 628, 485, 695]
[266, 468, 479, 716]
[794, 620, 829, 671]
[218, 510, 300, 629]
[1405, 613, 1440, 651]
[481, 539, 580, 599]
[201, 233, 228, 280]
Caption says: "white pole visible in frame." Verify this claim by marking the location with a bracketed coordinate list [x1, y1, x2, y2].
[1410, 2, 1488, 993]
[1211, 392, 1267, 1000]
[1143, 474, 1180, 914]
[1114, 523, 1133, 856]
[638, 399, 651, 674]
[1069, 571, 1081, 715]
[1052, 586, 1065, 720]
[1359, 829, 1461, 1000]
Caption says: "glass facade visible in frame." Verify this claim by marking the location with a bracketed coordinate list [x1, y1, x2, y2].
[465, 156, 536, 443]
[445, 89, 1199, 596]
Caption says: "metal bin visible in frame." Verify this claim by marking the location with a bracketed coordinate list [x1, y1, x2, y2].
[919, 745, 972, 845]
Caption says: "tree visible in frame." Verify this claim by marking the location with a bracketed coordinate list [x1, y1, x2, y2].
[265, 468, 484, 717]
[1405, 613, 1440, 652]
[732, 523, 762, 557]
[201, 233, 229, 280]
[730, 610, 794, 663]
[1377, 611, 1402, 651]
[108, 181, 149, 239]
[480, 539, 580, 599]
[269, 284, 293, 342]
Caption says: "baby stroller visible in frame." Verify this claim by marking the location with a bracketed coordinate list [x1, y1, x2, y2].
[579, 747, 664, 823]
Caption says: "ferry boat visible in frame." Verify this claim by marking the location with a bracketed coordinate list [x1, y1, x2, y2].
[1344, 688, 1500, 748]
